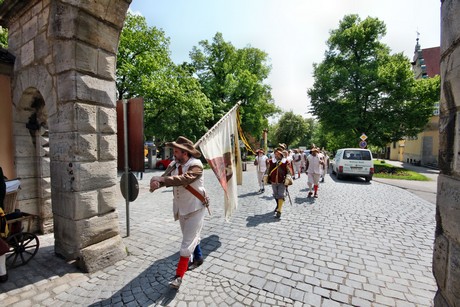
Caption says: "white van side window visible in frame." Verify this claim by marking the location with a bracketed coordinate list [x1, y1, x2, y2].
[343, 150, 371, 160]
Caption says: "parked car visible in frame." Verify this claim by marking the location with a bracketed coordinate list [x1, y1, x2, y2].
[331, 148, 374, 182]
[155, 157, 173, 170]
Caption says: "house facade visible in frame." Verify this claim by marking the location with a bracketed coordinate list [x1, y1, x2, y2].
[387, 40, 440, 167]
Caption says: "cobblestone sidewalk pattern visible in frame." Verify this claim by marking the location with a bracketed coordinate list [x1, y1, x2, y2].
[0, 164, 437, 306]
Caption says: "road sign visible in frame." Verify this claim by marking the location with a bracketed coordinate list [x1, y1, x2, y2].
[359, 141, 367, 148]
[360, 133, 367, 141]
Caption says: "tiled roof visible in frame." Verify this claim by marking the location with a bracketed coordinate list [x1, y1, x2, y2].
[0, 47, 14, 64]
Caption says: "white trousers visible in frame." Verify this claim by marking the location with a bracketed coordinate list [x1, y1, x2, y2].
[294, 161, 302, 174]
[179, 207, 206, 257]
[0, 254, 6, 275]
[257, 171, 265, 189]
[307, 173, 321, 188]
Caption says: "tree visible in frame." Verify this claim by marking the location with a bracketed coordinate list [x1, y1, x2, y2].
[189, 32, 279, 138]
[0, 26, 7, 49]
[295, 117, 316, 148]
[273, 112, 309, 148]
[117, 13, 212, 143]
[308, 15, 437, 148]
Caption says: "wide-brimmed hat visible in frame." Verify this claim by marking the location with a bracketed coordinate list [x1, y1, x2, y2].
[256, 148, 265, 154]
[274, 147, 284, 154]
[165, 136, 201, 158]
[311, 147, 319, 153]
[278, 143, 287, 150]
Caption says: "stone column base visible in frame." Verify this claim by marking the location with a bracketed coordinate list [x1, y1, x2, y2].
[76, 235, 126, 273]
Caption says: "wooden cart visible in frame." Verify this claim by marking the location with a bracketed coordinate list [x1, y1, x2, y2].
[3, 183, 40, 268]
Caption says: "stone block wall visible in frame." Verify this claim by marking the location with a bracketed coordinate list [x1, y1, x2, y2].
[433, 0, 460, 305]
[1, 0, 131, 272]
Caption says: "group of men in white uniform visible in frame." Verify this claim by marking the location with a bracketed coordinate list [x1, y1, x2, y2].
[254, 146, 329, 198]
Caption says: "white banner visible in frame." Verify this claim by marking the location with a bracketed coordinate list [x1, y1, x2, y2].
[199, 108, 239, 220]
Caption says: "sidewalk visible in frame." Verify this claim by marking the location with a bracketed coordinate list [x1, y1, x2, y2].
[372, 160, 439, 205]
[0, 165, 437, 306]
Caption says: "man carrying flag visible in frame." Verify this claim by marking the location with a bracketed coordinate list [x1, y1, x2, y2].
[149, 136, 207, 290]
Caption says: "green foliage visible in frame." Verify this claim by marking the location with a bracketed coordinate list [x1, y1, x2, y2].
[308, 14, 438, 148]
[294, 117, 316, 147]
[373, 161, 430, 181]
[272, 112, 309, 148]
[117, 13, 172, 100]
[117, 13, 213, 144]
[189, 32, 279, 138]
[0, 26, 7, 49]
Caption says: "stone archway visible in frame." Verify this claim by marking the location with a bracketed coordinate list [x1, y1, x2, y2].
[15, 87, 52, 234]
[0, 0, 132, 272]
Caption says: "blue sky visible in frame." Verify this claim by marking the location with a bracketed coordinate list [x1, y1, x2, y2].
[129, 0, 440, 118]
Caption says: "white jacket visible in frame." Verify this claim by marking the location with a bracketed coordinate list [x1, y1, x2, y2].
[169, 157, 205, 220]
[255, 155, 268, 173]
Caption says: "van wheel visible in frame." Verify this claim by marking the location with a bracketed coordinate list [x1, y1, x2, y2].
[336, 173, 342, 180]
[365, 176, 372, 182]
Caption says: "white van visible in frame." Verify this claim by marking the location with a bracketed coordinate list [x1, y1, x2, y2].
[331, 148, 374, 182]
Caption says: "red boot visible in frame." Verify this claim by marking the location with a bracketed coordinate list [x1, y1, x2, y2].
[170, 256, 189, 289]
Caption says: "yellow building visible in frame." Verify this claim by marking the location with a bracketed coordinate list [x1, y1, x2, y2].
[387, 40, 440, 167]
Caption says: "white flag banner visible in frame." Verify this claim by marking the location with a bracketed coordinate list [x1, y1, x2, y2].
[199, 107, 239, 220]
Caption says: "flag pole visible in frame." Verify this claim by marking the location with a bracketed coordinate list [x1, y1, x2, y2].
[156, 101, 243, 180]
[194, 101, 242, 147]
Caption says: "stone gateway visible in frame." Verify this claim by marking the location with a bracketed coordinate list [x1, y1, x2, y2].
[0, 0, 132, 272]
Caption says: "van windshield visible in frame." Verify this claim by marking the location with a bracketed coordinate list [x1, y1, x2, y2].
[343, 150, 371, 160]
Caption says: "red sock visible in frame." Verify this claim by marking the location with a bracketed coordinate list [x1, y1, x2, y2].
[176, 256, 189, 277]
[314, 185, 318, 193]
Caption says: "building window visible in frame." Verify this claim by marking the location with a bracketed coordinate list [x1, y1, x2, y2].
[433, 102, 439, 116]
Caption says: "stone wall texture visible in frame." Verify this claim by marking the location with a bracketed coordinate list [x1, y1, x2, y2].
[1, 0, 131, 272]
[434, 0, 460, 305]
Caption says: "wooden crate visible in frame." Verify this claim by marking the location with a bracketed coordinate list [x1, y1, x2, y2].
[4, 191, 18, 214]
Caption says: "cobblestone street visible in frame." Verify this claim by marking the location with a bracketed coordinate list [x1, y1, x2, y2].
[0, 164, 437, 306]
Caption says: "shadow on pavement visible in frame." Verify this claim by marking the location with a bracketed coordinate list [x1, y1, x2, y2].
[246, 211, 280, 227]
[89, 234, 222, 307]
[399, 162, 439, 176]
[0, 244, 80, 293]
[238, 191, 261, 198]
[328, 174, 371, 185]
[294, 196, 314, 204]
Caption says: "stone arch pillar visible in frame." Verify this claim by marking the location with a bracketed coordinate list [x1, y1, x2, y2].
[434, 0, 460, 305]
[15, 87, 52, 234]
[0, 0, 132, 272]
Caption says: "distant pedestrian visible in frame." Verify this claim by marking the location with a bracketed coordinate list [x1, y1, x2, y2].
[306, 147, 324, 198]
[319, 149, 329, 183]
[266, 146, 293, 218]
[293, 149, 302, 179]
[300, 149, 308, 172]
[149, 136, 207, 289]
[254, 149, 268, 193]
[283, 150, 295, 178]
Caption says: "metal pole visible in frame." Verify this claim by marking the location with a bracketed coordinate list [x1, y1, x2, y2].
[263, 128, 268, 153]
[194, 101, 242, 147]
[123, 99, 130, 237]
[286, 187, 292, 205]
